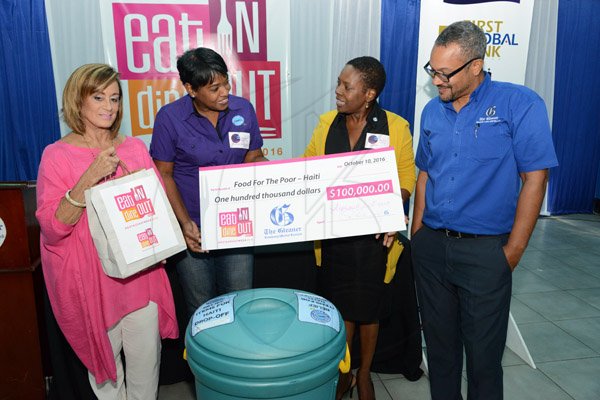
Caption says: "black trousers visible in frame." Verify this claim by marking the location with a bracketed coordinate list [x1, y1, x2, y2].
[411, 225, 512, 400]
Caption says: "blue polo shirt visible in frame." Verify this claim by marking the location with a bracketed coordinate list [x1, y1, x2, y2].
[416, 73, 558, 234]
[150, 94, 263, 226]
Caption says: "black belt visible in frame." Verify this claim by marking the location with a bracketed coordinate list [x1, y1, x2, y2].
[434, 228, 487, 239]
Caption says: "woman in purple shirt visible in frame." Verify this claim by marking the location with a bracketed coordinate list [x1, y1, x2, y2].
[150, 48, 267, 321]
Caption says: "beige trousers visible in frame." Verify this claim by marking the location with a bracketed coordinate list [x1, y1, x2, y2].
[88, 301, 161, 400]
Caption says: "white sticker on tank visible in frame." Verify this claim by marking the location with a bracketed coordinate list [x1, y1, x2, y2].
[296, 292, 340, 332]
[0, 218, 6, 248]
[191, 293, 236, 336]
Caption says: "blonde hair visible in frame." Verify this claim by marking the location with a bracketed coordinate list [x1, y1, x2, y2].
[62, 64, 123, 137]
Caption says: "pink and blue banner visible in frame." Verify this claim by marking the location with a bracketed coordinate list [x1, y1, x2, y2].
[99, 0, 291, 159]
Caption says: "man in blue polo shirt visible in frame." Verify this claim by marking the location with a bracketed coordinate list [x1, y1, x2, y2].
[411, 21, 558, 400]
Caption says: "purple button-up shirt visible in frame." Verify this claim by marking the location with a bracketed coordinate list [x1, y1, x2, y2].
[150, 94, 263, 226]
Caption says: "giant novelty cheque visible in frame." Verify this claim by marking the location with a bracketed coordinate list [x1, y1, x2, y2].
[199, 148, 406, 250]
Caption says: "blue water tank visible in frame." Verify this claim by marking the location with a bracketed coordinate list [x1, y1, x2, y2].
[185, 288, 347, 399]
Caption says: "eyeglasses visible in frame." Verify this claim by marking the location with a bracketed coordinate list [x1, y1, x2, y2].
[423, 58, 480, 83]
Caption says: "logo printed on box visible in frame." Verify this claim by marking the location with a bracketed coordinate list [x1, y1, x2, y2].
[311, 309, 331, 323]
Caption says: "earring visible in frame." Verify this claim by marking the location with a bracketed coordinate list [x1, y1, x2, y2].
[366, 103, 369, 109]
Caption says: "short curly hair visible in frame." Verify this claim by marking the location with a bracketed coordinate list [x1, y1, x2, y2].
[62, 64, 123, 138]
[346, 56, 387, 97]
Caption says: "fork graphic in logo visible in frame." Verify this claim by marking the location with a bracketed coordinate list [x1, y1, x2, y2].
[217, 0, 233, 55]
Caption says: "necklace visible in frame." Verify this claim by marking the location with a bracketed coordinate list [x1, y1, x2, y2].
[81, 133, 115, 153]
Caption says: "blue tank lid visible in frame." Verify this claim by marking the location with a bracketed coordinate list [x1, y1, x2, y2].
[185, 288, 346, 380]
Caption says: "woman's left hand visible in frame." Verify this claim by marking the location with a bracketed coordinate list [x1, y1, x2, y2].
[375, 231, 397, 248]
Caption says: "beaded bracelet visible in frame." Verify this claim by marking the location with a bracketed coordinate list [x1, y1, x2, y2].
[65, 189, 86, 208]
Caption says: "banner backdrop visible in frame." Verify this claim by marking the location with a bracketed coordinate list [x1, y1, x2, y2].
[99, 0, 291, 159]
[413, 0, 535, 149]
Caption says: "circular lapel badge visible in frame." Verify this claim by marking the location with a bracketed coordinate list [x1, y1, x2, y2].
[232, 115, 245, 126]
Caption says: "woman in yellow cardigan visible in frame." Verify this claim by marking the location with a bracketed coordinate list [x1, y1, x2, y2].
[304, 56, 416, 400]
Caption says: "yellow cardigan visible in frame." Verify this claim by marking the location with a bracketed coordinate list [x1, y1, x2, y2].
[304, 109, 416, 283]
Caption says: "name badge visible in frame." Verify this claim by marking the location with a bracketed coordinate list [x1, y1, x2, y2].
[228, 132, 250, 149]
[364, 133, 390, 149]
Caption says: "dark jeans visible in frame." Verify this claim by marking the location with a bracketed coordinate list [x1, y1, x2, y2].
[175, 248, 254, 321]
[412, 225, 512, 400]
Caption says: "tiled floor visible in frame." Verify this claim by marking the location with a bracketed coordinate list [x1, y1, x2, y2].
[158, 214, 600, 400]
